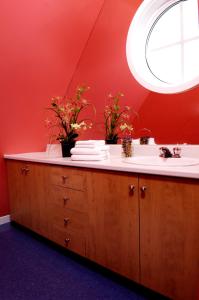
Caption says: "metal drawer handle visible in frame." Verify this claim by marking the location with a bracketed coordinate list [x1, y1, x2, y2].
[65, 238, 70, 245]
[63, 197, 69, 204]
[64, 218, 70, 225]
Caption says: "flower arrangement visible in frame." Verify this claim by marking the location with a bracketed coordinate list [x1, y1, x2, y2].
[104, 92, 133, 143]
[46, 85, 94, 146]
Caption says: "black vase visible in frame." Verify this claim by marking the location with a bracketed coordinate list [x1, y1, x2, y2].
[60, 141, 75, 157]
[105, 138, 118, 145]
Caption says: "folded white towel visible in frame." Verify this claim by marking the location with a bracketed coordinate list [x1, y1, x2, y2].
[71, 154, 108, 161]
[71, 146, 109, 155]
[75, 144, 105, 148]
[76, 140, 105, 146]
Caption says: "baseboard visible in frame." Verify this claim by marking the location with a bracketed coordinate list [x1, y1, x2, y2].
[0, 215, 11, 225]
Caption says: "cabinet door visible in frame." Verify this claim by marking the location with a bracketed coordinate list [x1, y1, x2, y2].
[29, 163, 49, 238]
[6, 160, 49, 238]
[6, 160, 31, 227]
[139, 175, 199, 300]
[87, 170, 139, 282]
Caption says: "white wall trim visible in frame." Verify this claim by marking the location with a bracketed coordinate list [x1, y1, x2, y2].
[0, 215, 11, 225]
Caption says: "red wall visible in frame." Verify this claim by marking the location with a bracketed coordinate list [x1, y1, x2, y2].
[1, 0, 199, 217]
[0, 0, 104, 216]
[67, 0, 149, 140]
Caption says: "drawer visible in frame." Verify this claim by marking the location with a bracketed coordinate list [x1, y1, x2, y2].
[50, 207, 88, 232]
[51, 225, 86, 256]
[49, 185, 87, 213]
[49, 167, 86, 191]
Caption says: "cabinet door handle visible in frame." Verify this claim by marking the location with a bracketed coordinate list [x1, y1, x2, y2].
[64, 218, 70, 225]
[21, 167, 25, 174]
[140, 185, 147, 193]
[129, 184, 135, 193]
[24, 167, 29, 175]
[62, 175, 68, 183]
[20, 167, 29, 175]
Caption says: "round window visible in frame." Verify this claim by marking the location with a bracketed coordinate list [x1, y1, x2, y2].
[126, 0, 199, 94]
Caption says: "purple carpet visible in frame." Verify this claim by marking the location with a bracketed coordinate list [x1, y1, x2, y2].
[0, 223, 169, 300]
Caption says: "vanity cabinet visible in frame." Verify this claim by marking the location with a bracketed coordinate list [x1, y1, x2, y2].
[6, 160, 49, 238]
[6, 160, 199, 300]
[47, 166, 89, 257]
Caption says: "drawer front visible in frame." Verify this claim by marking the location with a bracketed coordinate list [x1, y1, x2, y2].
[51, 225, 86, 256]
[49, 185, 87, 213]
[49, 167, 86, 191]
[50, 207, 88, 232]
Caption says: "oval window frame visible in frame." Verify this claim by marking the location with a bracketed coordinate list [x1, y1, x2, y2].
[126, 0, 199, 94]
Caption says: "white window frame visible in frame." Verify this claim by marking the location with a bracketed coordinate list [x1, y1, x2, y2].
[126, 0, 199, 94]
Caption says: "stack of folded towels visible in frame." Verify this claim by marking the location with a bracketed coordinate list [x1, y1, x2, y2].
[70, 140, 109, 161]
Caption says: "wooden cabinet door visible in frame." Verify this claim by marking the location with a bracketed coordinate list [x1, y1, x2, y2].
[28, 163, 49, 238]
[87, 170, 140, 282]
[139, 175, 199, 300]
[6, 160, 32, 228]
[6, 160, 49, 238]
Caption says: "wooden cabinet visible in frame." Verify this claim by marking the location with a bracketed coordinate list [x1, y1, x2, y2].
[6, 160, 199, 300]
[6, 160, 49, 238]
[47, 166, 89, 257]
[87, 170, 140, 282]
[139, 175, 199, 300]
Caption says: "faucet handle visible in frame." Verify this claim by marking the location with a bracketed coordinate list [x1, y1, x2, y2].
[159, 147, 164, 157]
[173, 147, 181, 158]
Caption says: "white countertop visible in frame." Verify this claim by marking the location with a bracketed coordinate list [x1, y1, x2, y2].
[4, 144, 199, 179]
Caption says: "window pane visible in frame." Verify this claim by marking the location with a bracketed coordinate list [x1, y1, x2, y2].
[183, 0, 199, 39]
[184, 39, 199, 81]
[148, 3, 181, 50]
[147, 45, 182, 84]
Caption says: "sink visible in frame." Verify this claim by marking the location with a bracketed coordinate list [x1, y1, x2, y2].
[123, 156, 199, 167]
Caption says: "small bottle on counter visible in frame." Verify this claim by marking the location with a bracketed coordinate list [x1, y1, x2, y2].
[122, 138, 133, 157]
[140, 136, 150, 144]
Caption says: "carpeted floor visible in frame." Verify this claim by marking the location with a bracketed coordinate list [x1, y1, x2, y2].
[0, 223, 169, 300]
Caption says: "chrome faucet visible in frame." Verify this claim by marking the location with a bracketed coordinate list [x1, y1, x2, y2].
[159, 147, 173, 158]
[159, 147, 181, 158]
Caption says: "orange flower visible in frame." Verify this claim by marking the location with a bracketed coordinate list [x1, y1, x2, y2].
[46, 85, 95, 143]
[104, 93, 134, 142]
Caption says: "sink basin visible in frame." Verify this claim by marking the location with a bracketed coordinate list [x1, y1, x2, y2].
[123, 156, 199, 167]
